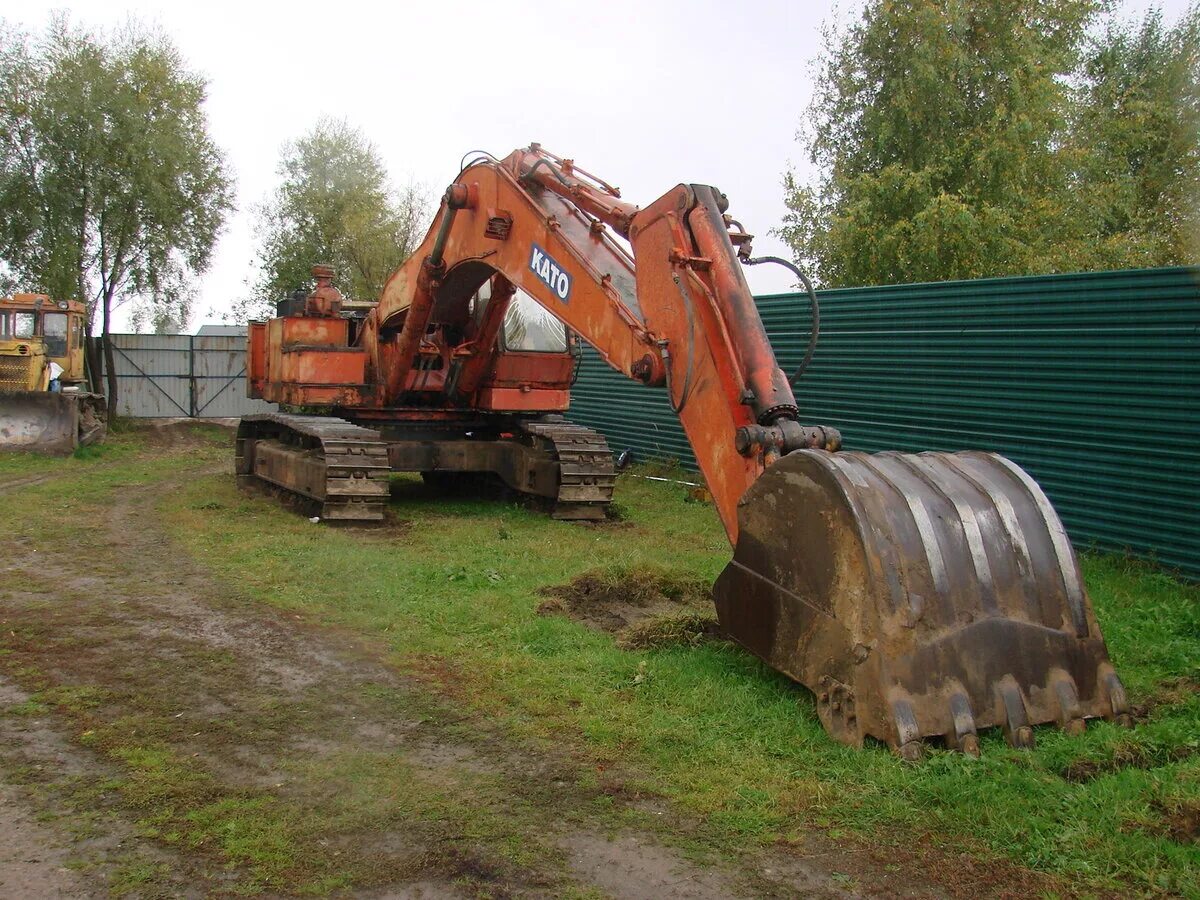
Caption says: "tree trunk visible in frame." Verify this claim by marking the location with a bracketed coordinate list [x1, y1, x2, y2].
[83, 319, 103, 395]
[102, 289, 118, 416]
[77, 253, 102, 394]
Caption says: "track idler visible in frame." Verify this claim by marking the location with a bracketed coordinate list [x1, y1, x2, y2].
[712, 450, 1129, 757]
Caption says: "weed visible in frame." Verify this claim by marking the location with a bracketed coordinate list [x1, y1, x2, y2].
[5, 698, 50, 716]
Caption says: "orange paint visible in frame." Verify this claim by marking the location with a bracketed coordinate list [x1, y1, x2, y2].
[250, 145, 816, 544]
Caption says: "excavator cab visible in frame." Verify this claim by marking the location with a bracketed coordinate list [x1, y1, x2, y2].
[467, 284, 577, 412]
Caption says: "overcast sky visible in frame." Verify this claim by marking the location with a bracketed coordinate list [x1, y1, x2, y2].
[7, 0, 1194, 331]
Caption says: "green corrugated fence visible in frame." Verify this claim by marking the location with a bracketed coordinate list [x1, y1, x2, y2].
[568, 266, 1200, 578]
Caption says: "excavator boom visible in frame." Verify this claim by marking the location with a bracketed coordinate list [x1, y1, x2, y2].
[242, 145, 1128, 755]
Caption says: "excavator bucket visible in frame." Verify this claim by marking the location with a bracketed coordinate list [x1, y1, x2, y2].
[713, 449, 1129, 757]
[0, 392, 107, 454]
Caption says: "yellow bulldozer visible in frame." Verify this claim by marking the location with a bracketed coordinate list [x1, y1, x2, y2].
[0, 294, 106, 453]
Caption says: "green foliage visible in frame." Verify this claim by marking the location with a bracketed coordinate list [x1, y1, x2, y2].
[1072, 6, 1200, 267]
[0, 15, 233, 323]
[783, 1, 1200, 287]
[241, 117, 431, 320]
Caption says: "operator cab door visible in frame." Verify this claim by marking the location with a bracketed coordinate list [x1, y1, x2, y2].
[41, 310, 68, 359]
[53, 310, 86, 384]
[31, 308, 83, 383]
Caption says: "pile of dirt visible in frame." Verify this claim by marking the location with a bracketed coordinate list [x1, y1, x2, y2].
[537, 566, 722, 649]
[1059, 738, 1196, 783]
[125, 417, 235, 448]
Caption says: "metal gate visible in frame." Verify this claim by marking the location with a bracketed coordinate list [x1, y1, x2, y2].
[103, 333, 277, 418]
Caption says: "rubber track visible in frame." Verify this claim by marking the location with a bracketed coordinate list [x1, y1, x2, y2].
[237, 413, 391, 522]
[521, 420, 615, 519]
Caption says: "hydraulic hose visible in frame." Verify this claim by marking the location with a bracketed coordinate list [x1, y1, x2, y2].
[523, 157, 573, 187]
[742, 256, 820, 384]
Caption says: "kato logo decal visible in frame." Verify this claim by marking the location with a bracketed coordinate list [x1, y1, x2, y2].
[528, 243, 572, 303]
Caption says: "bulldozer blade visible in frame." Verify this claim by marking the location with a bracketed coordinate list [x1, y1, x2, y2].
[712, 450, 1129, 755]
[0, 391, 81, 454]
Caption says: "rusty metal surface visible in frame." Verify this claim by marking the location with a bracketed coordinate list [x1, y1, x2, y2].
[383, 416, 615, 519]
[239, 411, 614, 523]
[0, 391, 79, 453]
[236, 414, 391, 521]
[713, 449, 1129, 756]
[519, 419, 615, 519]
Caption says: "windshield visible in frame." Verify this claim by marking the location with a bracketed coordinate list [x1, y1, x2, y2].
[13, 311, 35, 338]
[503, 291, 568, 353]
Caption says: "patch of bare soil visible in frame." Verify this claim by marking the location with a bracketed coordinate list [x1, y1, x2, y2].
[1058, 737, 1197, 783]
[0, 782, 92, 900]
[536, 566, 723, 649]
[1153, 797, 1200, 845]
[122, 417, 236, 448]
[561, 831, 777, 900]
[0, 678, 206, 898]
[1129, 676, 1200, 724]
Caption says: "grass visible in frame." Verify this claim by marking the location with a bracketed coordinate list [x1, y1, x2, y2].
[0, 425, 1196, 896]
[163, 465, 1198, 895]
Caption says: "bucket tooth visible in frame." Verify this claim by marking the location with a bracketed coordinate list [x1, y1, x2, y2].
[889, 693, 924, 760]
[1051, 672, 1087, 736]
[712, 449, 1124, 752]
[946, 691, 980, 756]
[816, 675, 862, 745]
[996, 675, 1035, 749]
[1100, 666, 1132, 727]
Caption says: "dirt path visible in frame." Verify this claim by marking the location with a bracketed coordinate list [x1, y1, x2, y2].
[0, 472, 53, 494]
[0, 455, 948, 898]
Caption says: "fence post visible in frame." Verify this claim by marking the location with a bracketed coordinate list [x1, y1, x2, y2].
[188, 334, 195, 417]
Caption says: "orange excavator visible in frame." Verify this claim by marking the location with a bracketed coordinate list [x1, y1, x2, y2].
[240, 144, 1129, 757]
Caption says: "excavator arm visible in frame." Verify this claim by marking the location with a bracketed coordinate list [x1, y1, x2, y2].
[248, 145, 1130, 757]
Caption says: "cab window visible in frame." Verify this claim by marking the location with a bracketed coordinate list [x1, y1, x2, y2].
[502, 291, 568, 353]
[13, 311, 36, 338]
[42, 311, 68, 357]
[0, 311, 8, 337]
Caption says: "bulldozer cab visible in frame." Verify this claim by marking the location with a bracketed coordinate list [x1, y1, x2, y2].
[0, 294, 88, 386]
[0, 294, 105, 454]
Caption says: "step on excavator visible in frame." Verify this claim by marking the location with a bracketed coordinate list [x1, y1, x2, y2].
[240, 144, 1129, 757]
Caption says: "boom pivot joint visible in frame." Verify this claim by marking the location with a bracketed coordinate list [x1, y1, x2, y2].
[735, 421, 842, 457]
